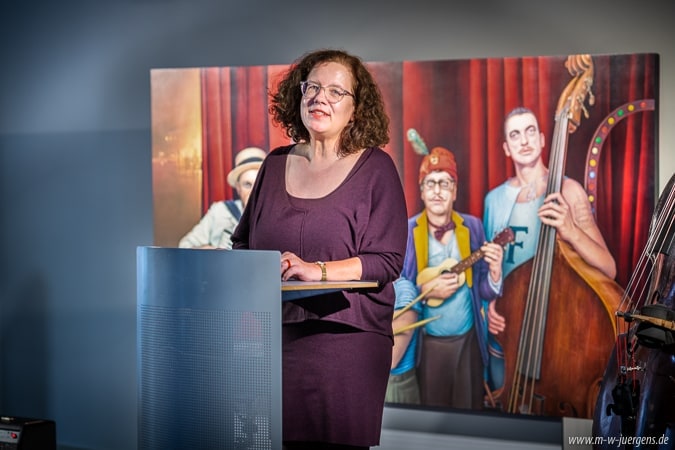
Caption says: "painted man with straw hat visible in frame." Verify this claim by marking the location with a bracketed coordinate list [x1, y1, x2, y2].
[179, 147, 266, 249]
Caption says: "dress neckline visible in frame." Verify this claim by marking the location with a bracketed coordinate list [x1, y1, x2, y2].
[284, 146, 372, 201]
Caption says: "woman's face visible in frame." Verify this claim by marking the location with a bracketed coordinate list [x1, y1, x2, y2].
[300, 61, 355, 142]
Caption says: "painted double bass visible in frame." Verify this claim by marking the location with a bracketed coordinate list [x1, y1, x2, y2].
[494, 55, 623, 418]
[592, 173, 675, 449]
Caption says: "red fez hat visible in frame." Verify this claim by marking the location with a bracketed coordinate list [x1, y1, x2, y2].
[418, 146, 458, 184]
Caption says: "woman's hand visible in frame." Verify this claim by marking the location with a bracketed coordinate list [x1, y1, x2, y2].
[280, 251, 322, 281]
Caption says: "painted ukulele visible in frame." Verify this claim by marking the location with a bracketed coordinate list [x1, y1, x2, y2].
[416, 227, 515, 307]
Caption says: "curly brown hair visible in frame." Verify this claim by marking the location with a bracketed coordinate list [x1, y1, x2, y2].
[268, 49, 390, 157]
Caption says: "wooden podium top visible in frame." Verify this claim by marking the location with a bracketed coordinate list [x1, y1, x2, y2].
[281, 280, 378, 291]
[281, 280, 378, 301]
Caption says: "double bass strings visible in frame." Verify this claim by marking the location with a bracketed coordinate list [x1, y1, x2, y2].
[509, 106, 571, 414]
[618, 181, 675, 318]
[613, 175, 675, 373]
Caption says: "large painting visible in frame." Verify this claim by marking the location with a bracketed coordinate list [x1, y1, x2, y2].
[151, 52, 658, 420]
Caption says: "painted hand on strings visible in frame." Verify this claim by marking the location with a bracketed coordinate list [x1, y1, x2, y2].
[538, 192, 577, 242]
[422, 272, 460, 302]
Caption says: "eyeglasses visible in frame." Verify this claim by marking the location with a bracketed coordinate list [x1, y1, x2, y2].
[422, 178, 455, 191]
[300, 81, 354, 104]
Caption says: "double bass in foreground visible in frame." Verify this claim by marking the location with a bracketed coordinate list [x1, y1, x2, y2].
[592, 173, 675, 449]
[494, 55, 623, 418]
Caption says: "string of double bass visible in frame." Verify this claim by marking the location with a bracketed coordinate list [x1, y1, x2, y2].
[617, 183, 675, 318]
[613, 181, 675, 373]
[508, 107, 570, 414]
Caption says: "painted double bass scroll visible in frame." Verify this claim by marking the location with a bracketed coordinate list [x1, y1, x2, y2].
[494, 55, 624, 418]
[592, 173, 675, 450]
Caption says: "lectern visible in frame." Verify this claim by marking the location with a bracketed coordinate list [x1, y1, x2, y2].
[137, 247, 282, 450]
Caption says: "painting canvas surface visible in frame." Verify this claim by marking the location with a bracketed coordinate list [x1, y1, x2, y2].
[151, 52, 658, 420]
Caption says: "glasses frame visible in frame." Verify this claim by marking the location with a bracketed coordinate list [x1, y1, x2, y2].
[300, 81, 354, 104]
[421, 178, 456, 191]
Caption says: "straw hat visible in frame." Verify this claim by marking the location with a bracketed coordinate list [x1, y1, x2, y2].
[227, 147, 267, 187]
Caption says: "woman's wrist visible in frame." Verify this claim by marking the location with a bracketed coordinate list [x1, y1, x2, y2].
[315, 261, 327, 281]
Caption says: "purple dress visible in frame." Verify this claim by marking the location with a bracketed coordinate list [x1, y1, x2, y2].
[232, 145, 407, 446]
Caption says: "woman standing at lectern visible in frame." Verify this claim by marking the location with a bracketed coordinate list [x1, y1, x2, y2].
[231, 48, 407, 450]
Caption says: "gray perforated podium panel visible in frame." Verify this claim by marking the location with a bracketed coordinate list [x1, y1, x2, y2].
[137, 247, 282, 450]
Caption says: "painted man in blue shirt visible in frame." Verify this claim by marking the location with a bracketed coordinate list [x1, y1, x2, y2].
[482, 107, 617, 394]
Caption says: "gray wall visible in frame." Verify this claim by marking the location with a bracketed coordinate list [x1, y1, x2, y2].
[1, 1, 674, 449]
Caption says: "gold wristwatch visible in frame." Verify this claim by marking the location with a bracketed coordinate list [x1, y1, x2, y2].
[315, 261, 327, 281]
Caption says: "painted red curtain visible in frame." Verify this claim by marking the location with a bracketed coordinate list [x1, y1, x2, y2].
[200, 54, 658, 287]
